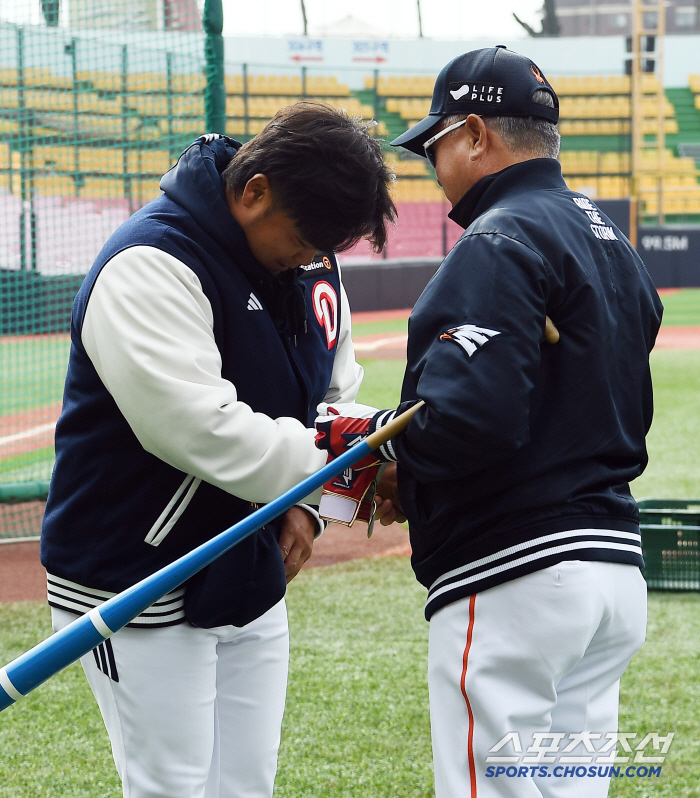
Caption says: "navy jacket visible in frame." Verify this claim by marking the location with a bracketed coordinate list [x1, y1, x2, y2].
[41, 136, 341, 627]
[395, 159, 663, 619]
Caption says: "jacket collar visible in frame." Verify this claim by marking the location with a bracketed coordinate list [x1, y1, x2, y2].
[448, 158, 566, 230]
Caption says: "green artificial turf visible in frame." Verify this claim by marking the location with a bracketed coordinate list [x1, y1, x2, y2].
[0, 337, 70, 417]
[352, 317, 409, 338]
[658, 289, 700, 327]
[630, 350, 700, 500]
[0, 569, 698, 797]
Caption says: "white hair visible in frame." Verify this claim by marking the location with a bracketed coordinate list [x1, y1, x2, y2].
[442, 90, 560, 159]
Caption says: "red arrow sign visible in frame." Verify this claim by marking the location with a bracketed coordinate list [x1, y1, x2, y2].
[352, 56, 387, 63]
[290, 55, 324, 62]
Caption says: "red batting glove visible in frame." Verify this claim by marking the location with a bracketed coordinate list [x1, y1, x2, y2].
[314, 403, 397, 529]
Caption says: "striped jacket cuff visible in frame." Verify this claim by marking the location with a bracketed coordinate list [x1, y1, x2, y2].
[369, 409, 398, 462]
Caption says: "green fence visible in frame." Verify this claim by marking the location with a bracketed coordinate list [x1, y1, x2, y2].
[0, 19, 211, 540]
[0, 15, 386, 541]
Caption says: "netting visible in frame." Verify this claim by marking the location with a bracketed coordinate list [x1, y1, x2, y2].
[0, 499, 45, 542]
[7, 17, 696, 541]
[0, 17, 407, 541]
[0, 20, 207, 539]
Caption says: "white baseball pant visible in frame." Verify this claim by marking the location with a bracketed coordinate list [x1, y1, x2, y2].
[51, 599, 289, 798]
[428, 560, 647, 798]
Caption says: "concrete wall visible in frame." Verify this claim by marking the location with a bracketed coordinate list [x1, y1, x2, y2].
[342, 223, 700, 312]
[638, 228, 700, 287]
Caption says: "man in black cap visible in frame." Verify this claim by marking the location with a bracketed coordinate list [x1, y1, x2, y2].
[317, 47, 662, 797]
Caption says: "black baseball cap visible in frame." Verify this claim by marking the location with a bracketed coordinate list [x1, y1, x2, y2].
[391, 46, 559, 157]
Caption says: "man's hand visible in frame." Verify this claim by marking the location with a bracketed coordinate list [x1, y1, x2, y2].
[278, 506, 315, 583]
[375, 463, 407, 527]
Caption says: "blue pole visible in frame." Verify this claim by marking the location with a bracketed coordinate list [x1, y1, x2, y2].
[0, 426, 395, 710]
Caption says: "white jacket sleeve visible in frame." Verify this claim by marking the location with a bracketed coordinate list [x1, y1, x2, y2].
[81, 245, 330, 504]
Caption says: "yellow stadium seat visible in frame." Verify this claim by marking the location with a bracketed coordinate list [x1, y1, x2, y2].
[76, 71, 119, 92]
[127, 149, 173, 175]
[225, 74, 244, 94]
[226, 96, 245, 117]
[280, 75, 302, 95]
[247, 120, 268, 135]
[35, 175, 77, 197]
[165, 119, 202, 137]
[170, 73, 205, 93]
[81, 177, 124, 199]
[78, 148, 122, 174]
[25, 90, 74, 112]
[34, 147, 76, 171]
[226, 119, 247, 135]
[686, 196, 700, 213]
[0, 87, 19, 108]
[131, 179, 162, 203]
[0, 68, 18, 86]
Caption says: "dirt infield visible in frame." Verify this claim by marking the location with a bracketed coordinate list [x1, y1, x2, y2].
[0, 521, 411, 604]
[352, 325, 700, 358]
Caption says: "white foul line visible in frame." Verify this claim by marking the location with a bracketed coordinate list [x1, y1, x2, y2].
[353, 334, 408, 353]
[0, 422, 57, 447]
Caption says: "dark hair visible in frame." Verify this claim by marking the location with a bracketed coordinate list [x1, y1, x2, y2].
[222, 102, 395, 253]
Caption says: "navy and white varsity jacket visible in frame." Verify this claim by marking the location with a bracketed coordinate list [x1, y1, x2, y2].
[41, 135, 362, 628]
[394, 158, 663, 619]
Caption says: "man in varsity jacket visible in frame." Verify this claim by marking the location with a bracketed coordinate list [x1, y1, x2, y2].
[322, 48, 663, 797]
[41, 103, 395, 798]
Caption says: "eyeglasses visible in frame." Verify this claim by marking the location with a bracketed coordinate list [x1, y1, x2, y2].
[423, 119, 467, 167]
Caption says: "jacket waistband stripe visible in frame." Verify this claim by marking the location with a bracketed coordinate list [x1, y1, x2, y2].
[428, 529, 641, 593]
[427, 540, 642, 605]
[428, 533, 642, 596]
[47, 573, 186, 627]
[47, 574, 184, 603]
[49, 599, 186, 627]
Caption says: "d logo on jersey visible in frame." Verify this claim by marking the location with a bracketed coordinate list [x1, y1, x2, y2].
[312, 281, 338, 350]
[440, 324, 501, 358]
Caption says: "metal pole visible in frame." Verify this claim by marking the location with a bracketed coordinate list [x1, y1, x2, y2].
[70, 38, 79, 196]
[631, 1, 642, 229]
[17, 25, 27, 272]
[203, 0, 226, 134]
[242, 63, 249, 138]
[121, 45, 132, 213]
[373, 67, 380, 122]
[416, 0, 424, 37]
[16, 26, 36, 273]
[655, 0, 665, 225]
[166, 51, 174, 162]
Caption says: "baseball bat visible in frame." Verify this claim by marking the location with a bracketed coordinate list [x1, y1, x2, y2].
[0, 401, 424, 712]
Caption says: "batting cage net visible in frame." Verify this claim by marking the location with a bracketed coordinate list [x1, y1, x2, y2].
[0, 18, 210, 540]
[0, 14, 408, 542]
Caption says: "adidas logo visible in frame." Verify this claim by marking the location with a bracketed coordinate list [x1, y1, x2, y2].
[247, 293, 263, 311]
[440, 324, 500, 357]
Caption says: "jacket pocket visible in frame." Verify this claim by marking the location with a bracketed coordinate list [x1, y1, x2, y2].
[144, 474, 202, 547]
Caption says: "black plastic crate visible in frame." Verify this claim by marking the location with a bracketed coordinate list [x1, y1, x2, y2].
[638, 499, 700, 590]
